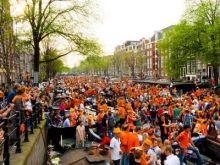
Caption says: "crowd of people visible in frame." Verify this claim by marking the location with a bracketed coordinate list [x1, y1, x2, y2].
[44, 76, 220, 165]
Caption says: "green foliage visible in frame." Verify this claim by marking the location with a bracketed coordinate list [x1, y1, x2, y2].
[158, 21, 200, 79]
[0, 0, 15, 83]
[39, 47, 72, 81]
[158, 0, 220, 84]
[77, 55, 113, 75]
[19, 0, 101, 82]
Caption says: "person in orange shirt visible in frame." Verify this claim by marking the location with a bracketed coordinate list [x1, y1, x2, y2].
[118, 105, 126, 126]
[176, 125, 203, 165]
[147, 129, 156, 141]
[201, 121, 208, 136]
[127, 126, 140, 155]
[102, 102, 108, 112]
[120, 125, 129, 165]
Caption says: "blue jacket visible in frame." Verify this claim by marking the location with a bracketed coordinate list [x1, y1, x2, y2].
[7, 88, 16, 105]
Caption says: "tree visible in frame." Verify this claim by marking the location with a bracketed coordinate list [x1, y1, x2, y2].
[123, 51, 136, 78]
[99, 56, 113, 76]
[186, 0, 220, 85]
[76, 54, 114, 76]
[40, 49, 71, 81]
[158, 0, 220, 84]
[136, 50, 146, 79]
[158, 21, 200, 79]
[113, 51, 123, 77]
[21, 0, 101, 84]
[0, 0, 15, 84]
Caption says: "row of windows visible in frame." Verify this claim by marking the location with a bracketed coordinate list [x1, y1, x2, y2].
[146, 70, 166, 77]
[116, 43, 154, 52]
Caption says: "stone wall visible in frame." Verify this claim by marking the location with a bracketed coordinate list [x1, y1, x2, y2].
[26, 124, 47, 165]
[10, 120, 47, 165]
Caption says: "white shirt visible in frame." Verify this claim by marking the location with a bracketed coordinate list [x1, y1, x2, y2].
[110, 137, 122, 161]
[164, 154, 180, 165]
[138, 134, 143, 143]
[147, 149, 157, 165]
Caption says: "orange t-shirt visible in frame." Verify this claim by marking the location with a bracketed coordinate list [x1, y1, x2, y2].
[118, 107, 126, 119]
[141, 151, 148, 165]
[176, 131, 191, 149]
[120, 131, 128, 153]
[127, 132, 140, 153]
[102, 104, 108, 112]
[201, 124, 208, 136]
[12, 95, 22, 103]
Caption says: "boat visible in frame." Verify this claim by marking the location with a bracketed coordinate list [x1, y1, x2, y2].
[205, 137, 220, 161]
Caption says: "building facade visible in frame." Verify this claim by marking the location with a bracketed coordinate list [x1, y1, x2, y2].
[0, 0, 33, 84]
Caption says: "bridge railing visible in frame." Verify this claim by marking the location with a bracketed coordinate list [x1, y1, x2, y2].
[0, 103, 43, 165]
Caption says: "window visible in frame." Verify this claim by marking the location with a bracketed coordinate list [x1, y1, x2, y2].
[149, 58, 152, 68]
[187, 63, 191, 74]
[191, 61, 196, 74]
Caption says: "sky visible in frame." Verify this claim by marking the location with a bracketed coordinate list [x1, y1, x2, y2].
[10, 0, 186, 67]
[65, 0, 186, 67]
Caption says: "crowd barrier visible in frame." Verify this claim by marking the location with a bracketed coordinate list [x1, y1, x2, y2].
[0, 102, 43, 165]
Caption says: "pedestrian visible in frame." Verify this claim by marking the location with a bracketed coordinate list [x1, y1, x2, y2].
[176, 125, 203, 165]
[142, 139, 156, 165]
[109, 128, 122, 165]
[164, 145, 180, 165]
[107, 112, 115, 138]
[76, 121, 85, 148]
[120, 124, 129, 165]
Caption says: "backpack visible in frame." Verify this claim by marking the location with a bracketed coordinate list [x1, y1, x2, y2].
[108, 117, 115, 128]
[184, 114, 192, 127]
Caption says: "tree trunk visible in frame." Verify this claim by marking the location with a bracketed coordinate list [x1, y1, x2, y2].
[46, 62, 50, 79]
[213, 65, 219, 86]
[6, 73, 11, 85]
[33, 40, 40, 84]
[131, 66, 135, 78]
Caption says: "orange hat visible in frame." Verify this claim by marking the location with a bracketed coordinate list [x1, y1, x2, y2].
[144, 139, 153, 147]
[113, 128, 121, 134]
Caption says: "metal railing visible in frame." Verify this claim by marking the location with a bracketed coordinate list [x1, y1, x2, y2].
[0, 102, 43, 165]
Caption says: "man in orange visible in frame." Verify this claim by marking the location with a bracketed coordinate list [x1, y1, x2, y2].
[176, 125, 203, 165]
[120, 125, 129, 165]
[127, 126, 140, 155]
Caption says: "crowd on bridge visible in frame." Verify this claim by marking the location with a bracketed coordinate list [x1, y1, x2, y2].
[44, 76, 220, 165]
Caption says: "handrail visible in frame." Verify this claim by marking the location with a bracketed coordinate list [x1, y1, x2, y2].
[2, 113, 17, 121]
[0, 121, 5, 127]
[8, 128, 17, 137]
[0, 102, 44, 165]
[6, 113, 17, 120]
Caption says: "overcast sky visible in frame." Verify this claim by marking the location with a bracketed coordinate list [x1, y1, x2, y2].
[65, 0, 186, 67]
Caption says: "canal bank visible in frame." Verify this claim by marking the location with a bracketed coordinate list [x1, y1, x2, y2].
[10, 120, 47, 165]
